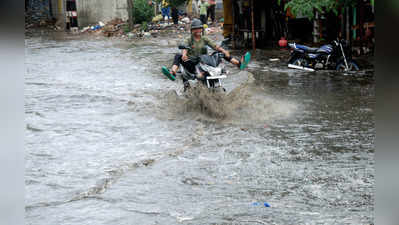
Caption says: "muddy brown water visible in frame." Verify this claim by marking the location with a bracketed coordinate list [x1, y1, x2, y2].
[25, 32, 374, 225]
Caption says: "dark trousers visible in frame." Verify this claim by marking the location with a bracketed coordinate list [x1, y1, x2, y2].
[200, 14, 207, 25]
[171, 8, 179, 24]
[161, 7, 170, 19]
[173, 53, 197, 82]
[207, 4, 216, 23]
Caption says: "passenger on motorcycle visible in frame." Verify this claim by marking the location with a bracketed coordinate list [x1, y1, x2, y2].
[165, 19, 248, 90]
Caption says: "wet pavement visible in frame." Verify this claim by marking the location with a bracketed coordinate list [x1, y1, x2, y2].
[25, 32, 374, 225]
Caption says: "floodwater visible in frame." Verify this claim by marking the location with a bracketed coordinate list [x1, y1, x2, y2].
[25, 32, 374, 225]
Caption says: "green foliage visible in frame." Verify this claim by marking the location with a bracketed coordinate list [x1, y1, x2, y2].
[122, 24, 130, 33]
[133, 0, 187, 25]
[132, 0, 154, 24]
[141, 21, 148, 31]
[338, 0, 358, 7]
[285, 0, 339, 19]
[284, 0, 360, 20]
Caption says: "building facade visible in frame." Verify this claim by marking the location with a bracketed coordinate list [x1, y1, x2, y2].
[223, 0, 375, 50]
[26, 0, 129, 29]
[76, 0, 129, 27]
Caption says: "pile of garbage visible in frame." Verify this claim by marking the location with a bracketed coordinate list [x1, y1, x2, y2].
[78, 16, 224, 40]
[80, 18, 126, 37]
[79, 16, 193, 39]
[205, 26, 222, 35]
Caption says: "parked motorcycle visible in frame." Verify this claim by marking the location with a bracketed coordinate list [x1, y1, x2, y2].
[287, 39, 359, 72]
[175, 45, 227, 92]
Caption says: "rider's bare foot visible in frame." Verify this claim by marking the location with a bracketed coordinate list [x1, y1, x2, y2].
[236, 56, 244, 68]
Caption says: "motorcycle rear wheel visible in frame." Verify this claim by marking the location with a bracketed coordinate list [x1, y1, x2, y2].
[336, 60, 360, 72]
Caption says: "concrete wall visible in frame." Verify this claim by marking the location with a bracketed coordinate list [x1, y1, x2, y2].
[76, 0, 128, 27]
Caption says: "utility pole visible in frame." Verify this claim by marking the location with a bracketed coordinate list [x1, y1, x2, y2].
[251, 0, 256, 50]
[346, 7, 350, 42]
[127, 0, 134, 30]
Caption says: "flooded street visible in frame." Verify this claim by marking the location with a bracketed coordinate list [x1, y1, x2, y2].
[25, 33, 374, 225]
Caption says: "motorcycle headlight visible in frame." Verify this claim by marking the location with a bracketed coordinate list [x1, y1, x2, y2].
[201, 64, 221, 77]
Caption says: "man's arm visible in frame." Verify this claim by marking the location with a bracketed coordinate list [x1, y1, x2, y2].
[181, 37, 191, 61]
[182, 49, 188, 61]
[204, 37, 231, 58]
[215, 46, 230, 58]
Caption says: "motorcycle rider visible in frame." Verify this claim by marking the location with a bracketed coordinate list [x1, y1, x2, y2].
[164, 19, 249, 90]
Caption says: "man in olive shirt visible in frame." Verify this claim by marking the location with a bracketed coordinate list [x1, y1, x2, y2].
[163, 19, 250, 90]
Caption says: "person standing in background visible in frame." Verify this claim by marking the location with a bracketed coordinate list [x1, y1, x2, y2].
[192, 0, 200, 17]
[171, 6, 179, 25]
[199, 0, 209, 25]
[207, 0, 216, 25]
[161, 0, 171, 21]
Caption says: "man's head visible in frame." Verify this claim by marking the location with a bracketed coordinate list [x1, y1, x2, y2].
[191, 19, 203, 37]
[192, 28, 202, 37]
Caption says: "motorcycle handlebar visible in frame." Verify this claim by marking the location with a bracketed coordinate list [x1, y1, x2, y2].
[178, 45, 191, 50]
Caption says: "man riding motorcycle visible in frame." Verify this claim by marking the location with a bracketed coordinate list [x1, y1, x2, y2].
[162, 19, 250, 91]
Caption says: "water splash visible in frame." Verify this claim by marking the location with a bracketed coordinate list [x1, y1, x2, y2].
[163, 72, 297, 125]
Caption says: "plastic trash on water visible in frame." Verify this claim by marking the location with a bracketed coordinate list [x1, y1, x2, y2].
[152, 14, 163, 22]
[252, 202, 270, 207]
[181, 17, 190, 24]
[91, 25, 101, 31]
[99, 21, 105, 27]
[81, 26, 90, 32]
